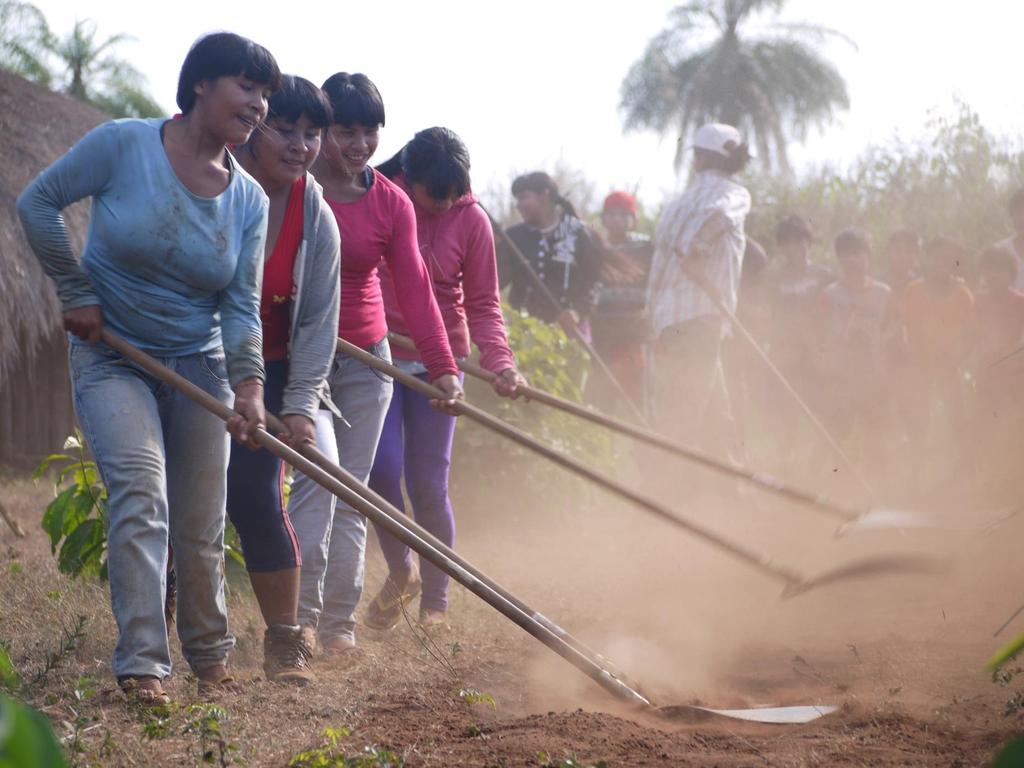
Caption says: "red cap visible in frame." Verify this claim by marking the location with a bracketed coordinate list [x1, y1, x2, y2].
[603, 191, 637, 216]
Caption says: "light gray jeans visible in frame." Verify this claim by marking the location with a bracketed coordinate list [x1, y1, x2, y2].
[69, 341, 233, 679]
[289, 338, 392, 642]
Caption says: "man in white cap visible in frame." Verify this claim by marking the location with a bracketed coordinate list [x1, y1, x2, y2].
[647, 122, 752, 460]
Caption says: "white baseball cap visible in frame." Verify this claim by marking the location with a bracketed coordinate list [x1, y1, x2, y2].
[691, 123, 750, 157]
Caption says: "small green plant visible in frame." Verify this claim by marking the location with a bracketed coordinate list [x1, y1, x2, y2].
[992, 735, 1024, 768]
[0, 695, 68, 768]
[0, 641, 22, 694]
[65, 676, 99, 758]
[537, 754, 608, 768]
[34, 432, 109, 580]
[287, 727, 403, 768]
[987, 632, 1024, 716]
[139, 703, 178, 741]
[29, 615, 87, 689]
[182, 703, 243, 767]
[457, 688, 496, 709]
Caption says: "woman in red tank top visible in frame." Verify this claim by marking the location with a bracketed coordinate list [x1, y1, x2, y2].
[230, 76, 341, 685]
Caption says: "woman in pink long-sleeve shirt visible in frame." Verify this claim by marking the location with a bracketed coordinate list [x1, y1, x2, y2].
[366, 127, 526, 630]
[288, 75, 462, 659]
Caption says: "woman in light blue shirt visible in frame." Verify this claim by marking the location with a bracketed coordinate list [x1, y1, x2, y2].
[17, 32, 281, 705]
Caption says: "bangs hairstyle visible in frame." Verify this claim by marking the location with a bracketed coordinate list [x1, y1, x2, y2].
[378, 127, 471, 201]
[177, 32, 281, 114]
[511, 171, 579, 218]
[267, 75, 332, 128]
[320, 72, 385, 127]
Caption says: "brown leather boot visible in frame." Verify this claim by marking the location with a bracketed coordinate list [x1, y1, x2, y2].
[263, 624, 315, 686]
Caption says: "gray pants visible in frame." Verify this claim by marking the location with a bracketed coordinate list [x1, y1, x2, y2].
[288, 338, 393, 642]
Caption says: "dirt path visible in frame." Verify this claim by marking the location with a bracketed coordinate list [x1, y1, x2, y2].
[1, 473, 1021, 766]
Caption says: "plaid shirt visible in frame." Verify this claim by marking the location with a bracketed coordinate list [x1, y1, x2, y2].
[647, 170, 751, 338]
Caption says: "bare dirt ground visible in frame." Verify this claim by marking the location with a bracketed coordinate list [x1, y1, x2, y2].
[2, 452, 1022, 767]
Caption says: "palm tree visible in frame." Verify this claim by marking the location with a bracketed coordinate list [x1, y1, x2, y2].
[620, 0, 852, 172]
[47, 18, 162, 118]
[0, 0, 53, 86]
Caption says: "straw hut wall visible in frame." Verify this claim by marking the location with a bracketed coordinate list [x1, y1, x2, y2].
[0, 70, 106, 465]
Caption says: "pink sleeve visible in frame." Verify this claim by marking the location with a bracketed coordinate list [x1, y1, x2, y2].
[462, 205, 516, 374]
[385, 193, 458, 380]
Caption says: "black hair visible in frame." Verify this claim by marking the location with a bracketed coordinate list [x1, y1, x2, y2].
[320, 72, 385, 127]
[694, 143, 752, 175]
[979, 245, 1019, 279]
[834, 228, 871, 259]
[176, 32, 281, 114]
[265, 75, 332, 128]
[776, 215, 813, 246]
[511, 171, 579, 218]
[1009, 187, 1024, 216]
[377, 127, 471, 201]
[885, 228, 921, 253]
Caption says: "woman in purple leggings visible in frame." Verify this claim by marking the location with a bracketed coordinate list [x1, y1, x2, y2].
[365, 127, 526, 630]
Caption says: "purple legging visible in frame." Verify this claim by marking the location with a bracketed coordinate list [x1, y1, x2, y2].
[368, 372, 460, 612]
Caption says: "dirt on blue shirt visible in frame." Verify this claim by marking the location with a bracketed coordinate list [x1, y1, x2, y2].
[17, 118, 268, 386]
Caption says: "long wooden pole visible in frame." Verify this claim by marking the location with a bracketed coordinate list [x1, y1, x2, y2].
[337, 335, 806, 590]
[681, 264, 877, 503]
[389, 332, 865, 524]
[260, 409, 646, 698]
[100, 329, 652, 707]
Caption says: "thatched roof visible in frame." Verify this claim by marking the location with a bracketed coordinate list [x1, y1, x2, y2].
[0, 70, 106, 384]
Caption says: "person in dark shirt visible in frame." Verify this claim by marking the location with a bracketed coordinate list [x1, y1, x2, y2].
[497, 172, 605, 333]
[590, 191, 653, 414]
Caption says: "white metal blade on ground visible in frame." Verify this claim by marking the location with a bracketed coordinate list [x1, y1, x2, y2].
[660, 704, 839, 724]
[838, 505, 1023, 535]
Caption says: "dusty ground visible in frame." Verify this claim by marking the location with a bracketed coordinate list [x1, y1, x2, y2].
[1, 450, 1022, 767]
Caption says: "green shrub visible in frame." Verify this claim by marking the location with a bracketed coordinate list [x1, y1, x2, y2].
[0, 695, 67, 768]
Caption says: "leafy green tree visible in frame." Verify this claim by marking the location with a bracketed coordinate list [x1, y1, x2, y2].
[620, 0, 851, 171]
[0, 0, 53, 86]
[46, 18, 162, 118]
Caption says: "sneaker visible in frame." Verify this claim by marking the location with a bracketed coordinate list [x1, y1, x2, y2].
[263, 624, 315, 686]
[320, 634, 358, 668]
[363, 562, 422, 631]
[417, 608, 450, 633]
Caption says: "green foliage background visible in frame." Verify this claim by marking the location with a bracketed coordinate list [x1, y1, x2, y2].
[743, 102, 1024, 275]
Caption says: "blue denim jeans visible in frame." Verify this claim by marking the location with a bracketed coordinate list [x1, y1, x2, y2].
[69, 341, 234, 679]
[288, 338, 392, 642]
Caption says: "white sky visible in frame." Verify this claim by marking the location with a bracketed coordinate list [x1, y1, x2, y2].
[32, 0, 1024, 210]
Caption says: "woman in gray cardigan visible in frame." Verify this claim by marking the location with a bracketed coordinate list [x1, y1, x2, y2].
[229, 76, 341, 685]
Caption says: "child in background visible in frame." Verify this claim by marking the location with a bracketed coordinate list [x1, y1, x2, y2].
[970, 246, 1024, 497]
[815, 229, 893, 485]
[973, 246, 1024, 371]
[882, 229, 921, 466]
[901, 237, 975, 490]
[591, 191, 654, 415]
[883, 229, 921, 299]
[761, 216, 832, 476]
